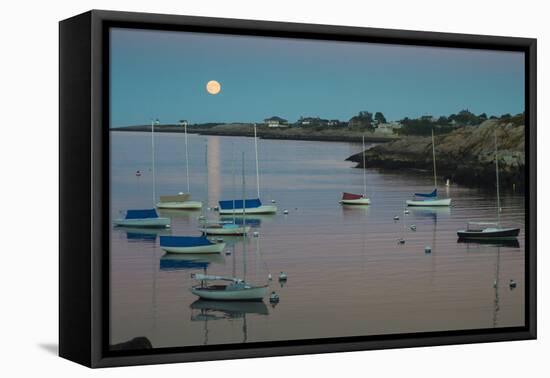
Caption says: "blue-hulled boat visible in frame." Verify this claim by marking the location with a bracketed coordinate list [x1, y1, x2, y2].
[218, 198, 277, 215]
[113, 209, 170, 228]
[160, 235, 225, 254]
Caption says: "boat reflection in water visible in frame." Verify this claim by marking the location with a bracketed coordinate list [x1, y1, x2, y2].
[457, 238, 520, 249]
[190, 299, 269, 344]
[159, 253, 225, 272]
[115, 226, 171, 243]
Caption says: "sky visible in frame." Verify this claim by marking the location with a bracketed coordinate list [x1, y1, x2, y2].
[110, 28, 525, 127]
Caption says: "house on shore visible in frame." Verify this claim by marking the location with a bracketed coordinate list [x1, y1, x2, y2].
[264, 116, 289, 128]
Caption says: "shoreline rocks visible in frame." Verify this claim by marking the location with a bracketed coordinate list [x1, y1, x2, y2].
[347, 119, 525, 191]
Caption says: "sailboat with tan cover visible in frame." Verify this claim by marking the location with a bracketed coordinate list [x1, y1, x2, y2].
[156, 121, 202, 209]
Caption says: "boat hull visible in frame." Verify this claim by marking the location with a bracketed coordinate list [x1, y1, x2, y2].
[340, 198, 371, 205]
[156, 200, 202, 210]
[113, 217, 170, 228]
[191, 285, 268, 301]
[218, 205, 277, 215]
[457, 227, 520, 240]
[161, 242, 226, 254]
[406, 198, 452, 207]
[199, 226, 251, 235]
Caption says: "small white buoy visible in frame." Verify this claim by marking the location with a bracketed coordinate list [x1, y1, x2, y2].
[269, 291, 280, 304]
[178, 192, 184, 195]
[207, 207, 211, 211]
[271, 199, 276, 203]
[268, 273, 273, 281]
[283, 209, 289, 215]
[279, 272, 288, 281]
[404, 209, 410, 215]
[410, 224, 417, 231]
[446, 179, 450, 187]
[509, 279, 517, 289]
[398, 238, 405, 245]
[394, 215, 400, 221]
[424, 245, 432, 254]
[253, 231, 259, 237]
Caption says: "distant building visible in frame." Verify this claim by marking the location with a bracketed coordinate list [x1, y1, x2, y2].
[264, 116, 288, 128]
[376, 122, 402, 134]
[297, 116, 329, 127]
[327, 119, 344, 127]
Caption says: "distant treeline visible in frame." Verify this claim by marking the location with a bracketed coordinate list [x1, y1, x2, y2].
[395, 110, 525, 136]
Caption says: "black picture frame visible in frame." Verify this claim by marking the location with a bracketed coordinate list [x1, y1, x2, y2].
[59, 9, 537, 368]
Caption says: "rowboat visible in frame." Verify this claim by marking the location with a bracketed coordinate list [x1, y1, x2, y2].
[199, 221, 251, 235]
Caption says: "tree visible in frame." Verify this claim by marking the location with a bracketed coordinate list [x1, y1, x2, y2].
[374, 112, 387, 124]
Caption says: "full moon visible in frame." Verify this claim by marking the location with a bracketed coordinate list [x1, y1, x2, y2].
[206, 80, 221, 95]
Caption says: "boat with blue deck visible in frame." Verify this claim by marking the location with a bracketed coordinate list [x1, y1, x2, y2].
[113, 209, 170, 228]
[160, 235, 225, 254]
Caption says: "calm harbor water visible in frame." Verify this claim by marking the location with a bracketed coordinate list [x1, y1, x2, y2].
[110, 131, 525, 349]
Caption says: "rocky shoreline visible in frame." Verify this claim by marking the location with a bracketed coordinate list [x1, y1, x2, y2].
[347, 119, 526, 191]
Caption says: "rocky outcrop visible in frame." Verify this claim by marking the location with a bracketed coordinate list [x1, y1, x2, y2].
[347, 119, 525, 190]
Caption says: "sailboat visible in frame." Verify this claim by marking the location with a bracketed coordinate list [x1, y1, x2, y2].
[159, 235, 226, 254]
[406, 129, 452, 207]
[218, 124, 277, 215]
[200, 144, 251, 235]
[457, 130, 520, 240]
[340, 135, 371, 205]
[191, 153, 269, 301]
[156, 121, 202, 209]
[113, 119, 171, 228]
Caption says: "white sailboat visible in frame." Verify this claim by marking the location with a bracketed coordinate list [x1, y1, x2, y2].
[340, 135, 371, 205]
[406, 129, 452, 207]
[191, 153, 269, 301]
[218, 124, 277, 215]
[457, 130, 520, 240]
[113, 119, 170, 228]
[156, 120, 202, 209]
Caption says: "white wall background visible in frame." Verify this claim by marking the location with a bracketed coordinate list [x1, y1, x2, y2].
[0, 0, 546, 375]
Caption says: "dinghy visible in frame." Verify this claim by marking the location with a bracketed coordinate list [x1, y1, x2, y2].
[218, 124, 277, 215]
[113, 209, 170, 228]
[341, 135, 371, 205]
[156, 121, 203, 210]
[160, 235, 225, 254]
[457, 130, 519, 240]
[406, 129, 451, 207]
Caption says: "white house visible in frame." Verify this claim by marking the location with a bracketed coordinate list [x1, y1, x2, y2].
[264, 116, 288, 128]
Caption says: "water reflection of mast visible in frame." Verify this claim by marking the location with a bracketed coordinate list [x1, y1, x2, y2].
[207, 137, 221, 207]
[493, 246, 501, 328]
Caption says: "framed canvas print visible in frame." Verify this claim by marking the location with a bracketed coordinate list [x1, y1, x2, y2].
[59, 10, 536, 368]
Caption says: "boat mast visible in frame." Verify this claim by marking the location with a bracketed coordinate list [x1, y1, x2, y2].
[232, 143, 236, 222]
[431, 128, 437, 190]
[495, 130, 501, 226]
[362, 135, 367, 197]
[184, 122, 190, 193]
[242, 152, 247, 280]
[151, 119, 158, 206]
[253, 124, 261, 199]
